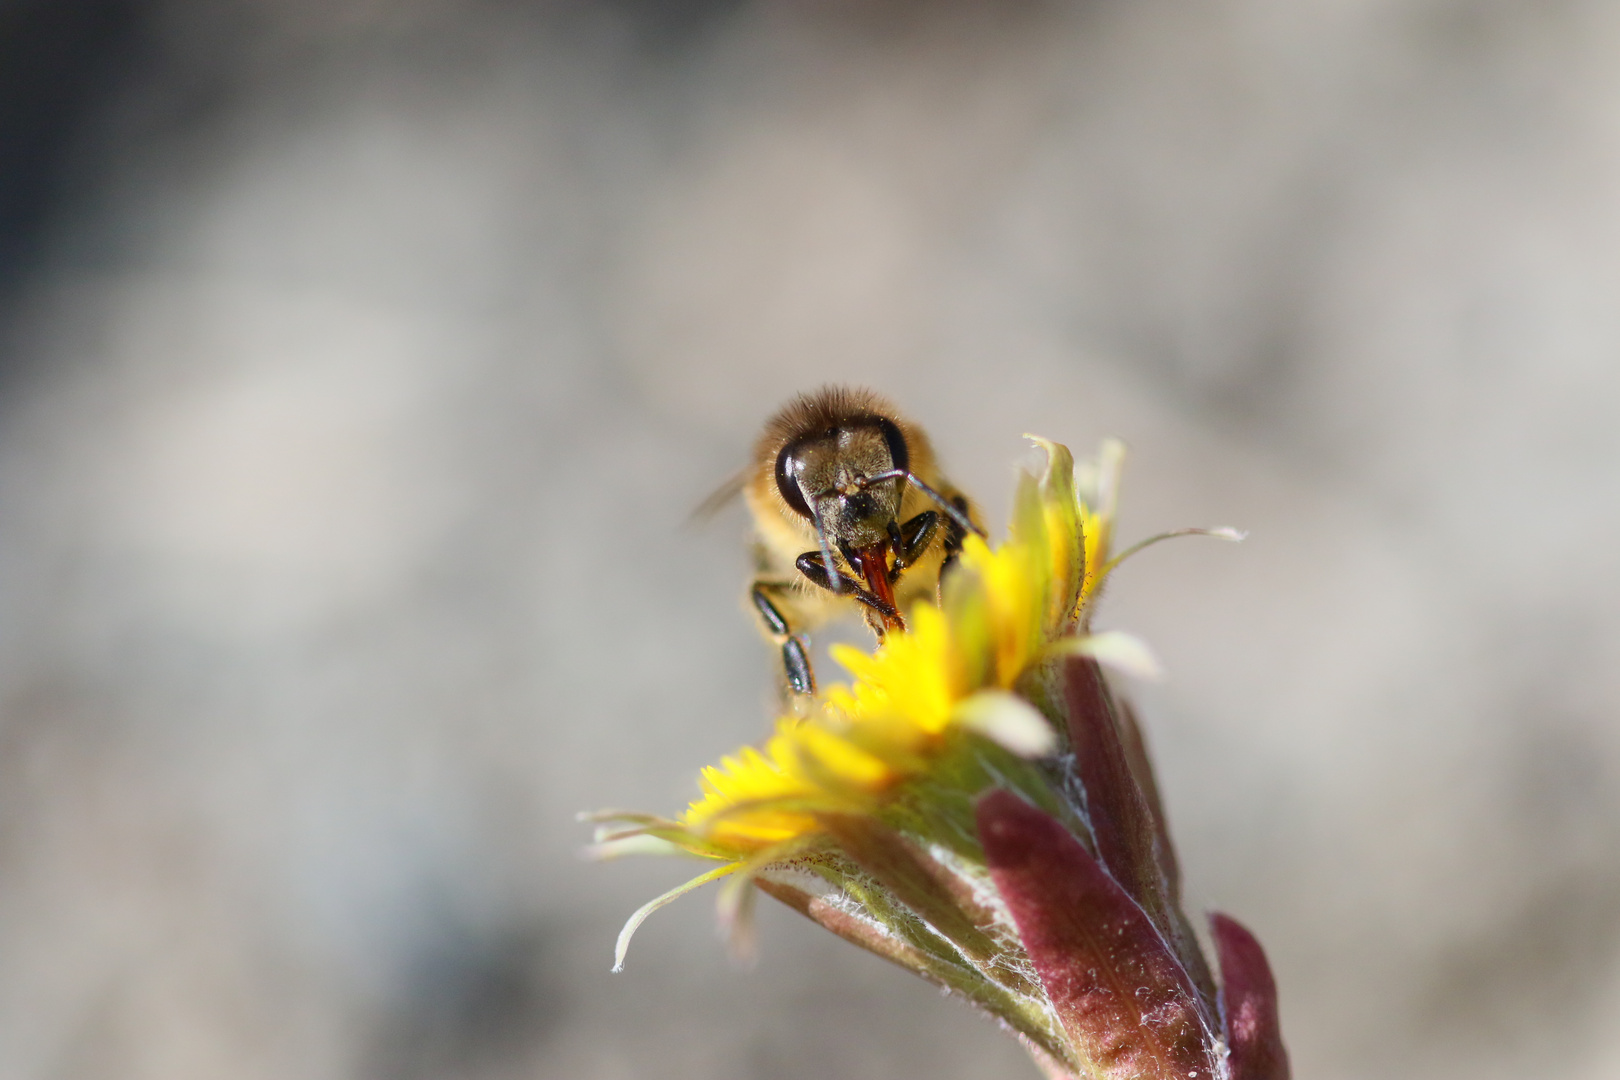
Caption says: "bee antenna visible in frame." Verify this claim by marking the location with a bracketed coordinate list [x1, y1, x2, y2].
[858, 469, 984, 538]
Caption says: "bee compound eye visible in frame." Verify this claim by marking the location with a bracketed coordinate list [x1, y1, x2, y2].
[774, 443, 814, 518]
[877, 417, 909, 480]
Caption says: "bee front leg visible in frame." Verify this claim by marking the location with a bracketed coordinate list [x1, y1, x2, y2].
[751, 581, 815, 696]
[793, 550, 862, 595]
[794, 552, 901, 627]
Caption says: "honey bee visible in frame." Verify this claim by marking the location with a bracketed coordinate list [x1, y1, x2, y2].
[725, 386, 984, 697]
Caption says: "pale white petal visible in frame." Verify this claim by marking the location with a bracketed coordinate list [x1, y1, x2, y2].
[612, 862, 738, 972]
[1104, 526, 1247, 571]
[1047, 630, 1166, 681]
[954, 690, 1058, 757]
[586, 834, 687, 860]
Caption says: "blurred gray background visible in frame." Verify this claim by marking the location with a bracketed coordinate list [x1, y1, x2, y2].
[1, 1, 1617, 1077]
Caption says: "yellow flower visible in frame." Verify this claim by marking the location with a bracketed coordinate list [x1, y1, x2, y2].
[590, 437, 1240, 972]
[589, 434, 1268, 1080]
[683, 443, 1075, 846]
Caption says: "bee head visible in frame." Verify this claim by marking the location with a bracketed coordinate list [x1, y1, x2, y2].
[775, 417, 909, 548]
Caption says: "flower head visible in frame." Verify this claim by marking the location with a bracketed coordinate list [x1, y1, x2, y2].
[589, 438, 1284, 1080]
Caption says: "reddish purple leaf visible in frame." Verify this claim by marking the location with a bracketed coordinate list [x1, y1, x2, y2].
[977, 788, 1220, 1080]
[1065, 657, 1160, 903]
[1064, 657, 1218, 1014]
[1114, 693, 1181, 901]
[1211, 912, 1291, 1080]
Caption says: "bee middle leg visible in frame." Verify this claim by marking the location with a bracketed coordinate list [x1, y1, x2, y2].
[751, 581, 816, 696]
[937, 495, 973, 601]
[889, 511, 939, 580]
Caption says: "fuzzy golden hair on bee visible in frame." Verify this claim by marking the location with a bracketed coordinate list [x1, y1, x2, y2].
[755, 386, 902, 463]
[748, 386, 936, 519]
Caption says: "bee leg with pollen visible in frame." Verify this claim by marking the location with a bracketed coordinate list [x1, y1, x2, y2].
[750, 581, 816, 696]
